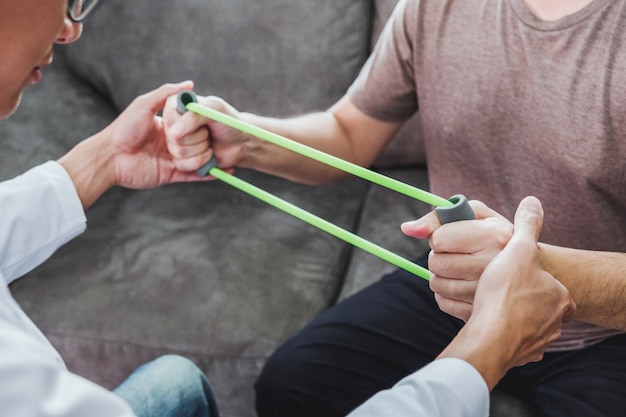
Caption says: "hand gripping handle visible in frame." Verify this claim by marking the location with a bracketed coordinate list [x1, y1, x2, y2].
[435, 194, 475, 224]
[176, 91, 217, 177]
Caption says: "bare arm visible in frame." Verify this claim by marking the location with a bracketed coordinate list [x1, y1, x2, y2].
[540, 244, 626, 331]
[402, 201, 626, 332]
[164, 95, 403, 185]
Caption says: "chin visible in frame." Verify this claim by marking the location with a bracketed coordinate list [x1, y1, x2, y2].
[0, 94, 23, 120]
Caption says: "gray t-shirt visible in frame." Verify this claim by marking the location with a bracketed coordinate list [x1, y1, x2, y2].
[349, 0, 625, 351]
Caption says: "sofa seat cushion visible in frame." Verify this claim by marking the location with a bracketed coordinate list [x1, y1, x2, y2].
[4, 60, 370, 417]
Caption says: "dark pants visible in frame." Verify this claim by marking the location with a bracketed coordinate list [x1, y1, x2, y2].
[254, 254, 626, 417]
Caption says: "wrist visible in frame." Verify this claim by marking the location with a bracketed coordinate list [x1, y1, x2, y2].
[437, 320, 514, 391]
[237, 112, 278, 169]
[58, 132, 116, 209]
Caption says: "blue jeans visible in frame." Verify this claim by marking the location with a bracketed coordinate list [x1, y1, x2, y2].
[114, 355, 220, 417]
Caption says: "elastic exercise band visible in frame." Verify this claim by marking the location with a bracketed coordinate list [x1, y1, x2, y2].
[177, 92, 474, 280]
[185, 101, 452, 208]
[211, 168, 431, 280]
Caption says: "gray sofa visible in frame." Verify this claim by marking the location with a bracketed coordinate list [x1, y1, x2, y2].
[0, 1, 533, 416]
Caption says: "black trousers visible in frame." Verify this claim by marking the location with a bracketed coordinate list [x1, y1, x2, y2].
[254, 254, 626, 417]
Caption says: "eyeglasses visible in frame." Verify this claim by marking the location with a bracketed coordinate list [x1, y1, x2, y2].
[67, 0, 102, 23]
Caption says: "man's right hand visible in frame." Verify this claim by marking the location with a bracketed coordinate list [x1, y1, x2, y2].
[163, 93, 249, 175]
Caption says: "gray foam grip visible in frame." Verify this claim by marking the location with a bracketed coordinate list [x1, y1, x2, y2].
[176, 90, 216, 177]
[177, 91, 198, 114]
[435, 194, 475, 224]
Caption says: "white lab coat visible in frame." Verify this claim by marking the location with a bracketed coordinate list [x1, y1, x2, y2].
[0, 161, 489, 417]
[0, 161, 136, 417]
[348, 358, 489, 417]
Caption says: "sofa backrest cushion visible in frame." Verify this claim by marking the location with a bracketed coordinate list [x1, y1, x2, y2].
[63, 0, 371, 117]
[63, 0, 425, 167]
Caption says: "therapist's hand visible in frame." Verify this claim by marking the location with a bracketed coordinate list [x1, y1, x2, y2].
[438, 196, 576, 390]
[59, 81, 208, 209]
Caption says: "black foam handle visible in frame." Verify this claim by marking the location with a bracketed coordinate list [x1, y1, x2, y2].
[176, 90, 216, 177]
[435, 194, 475, 224]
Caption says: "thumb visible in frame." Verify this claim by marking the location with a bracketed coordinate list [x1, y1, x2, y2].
[511, 196, 544, 244]
[140, 81, 195, 115]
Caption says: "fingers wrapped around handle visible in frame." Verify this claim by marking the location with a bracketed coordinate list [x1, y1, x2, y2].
[435, 194, 476, 224]
[176, 91, 216, 177]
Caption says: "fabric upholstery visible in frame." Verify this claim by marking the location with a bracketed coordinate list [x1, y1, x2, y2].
[0, 1, 532, 415]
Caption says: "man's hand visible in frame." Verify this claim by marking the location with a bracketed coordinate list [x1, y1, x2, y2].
[163, 93, 249, 174]
[401, 200, 513, 321]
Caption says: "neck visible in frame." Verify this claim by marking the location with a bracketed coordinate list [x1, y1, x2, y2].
[523, 0, 596, 21]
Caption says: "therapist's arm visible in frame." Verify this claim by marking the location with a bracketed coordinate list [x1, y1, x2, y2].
[346, 358, 489, 417]
[0, 163, 86, 284]
[0, 309, 136, 417]
[347, 197, 575, 417]
[438, 196, 575, 389]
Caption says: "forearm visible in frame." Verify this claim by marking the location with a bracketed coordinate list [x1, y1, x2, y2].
[57, 131, 116, 210]
[237, 111, 352, 184]
[236, 97, 401, 185]
[540, 243, 626, 331]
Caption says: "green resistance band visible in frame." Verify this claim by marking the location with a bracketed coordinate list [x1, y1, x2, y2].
[211, 168, 429, 278]
[176, 91, 475, 280]
[178, 92, 452, 208]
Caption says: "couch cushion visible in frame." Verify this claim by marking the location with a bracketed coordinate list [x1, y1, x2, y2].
[339, 167, 432, 299]
[2, 54, 369, 417]
[62, 0, 371, 116]
[63, 0, 426, 168]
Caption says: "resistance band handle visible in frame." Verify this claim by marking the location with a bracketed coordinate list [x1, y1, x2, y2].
[176, 91, 216, 177]
[435, 194, 475, 224]
[177, 90, 198, 113]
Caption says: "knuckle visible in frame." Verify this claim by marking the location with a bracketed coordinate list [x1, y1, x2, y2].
[429, 274, 445, 293]
[429, 232, 446, 252]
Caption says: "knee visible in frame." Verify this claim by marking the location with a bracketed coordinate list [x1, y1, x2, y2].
[254, 344, 317, 417]
[255, 347, 295, 394]
[152, 355, 200, 375]
[115, 355, 219, 417]
[148, 355, 218, 414]
[154, 355, 211, 390]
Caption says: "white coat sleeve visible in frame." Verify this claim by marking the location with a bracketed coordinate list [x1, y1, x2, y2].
[0, 289, 137, 417]
[0, 161, 87, 284]
[346, 358, 490, 417]
[0, 162, 137, 417]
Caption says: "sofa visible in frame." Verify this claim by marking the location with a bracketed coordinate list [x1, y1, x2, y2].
[0, 1, 534, 416]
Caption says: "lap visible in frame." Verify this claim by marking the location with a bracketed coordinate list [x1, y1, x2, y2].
[256, 255, 626, 417]
[255, 256, 464, 417]
[501, 333, 626, 417]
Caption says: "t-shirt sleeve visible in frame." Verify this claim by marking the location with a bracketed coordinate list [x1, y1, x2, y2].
[348, 0, 419, 122]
